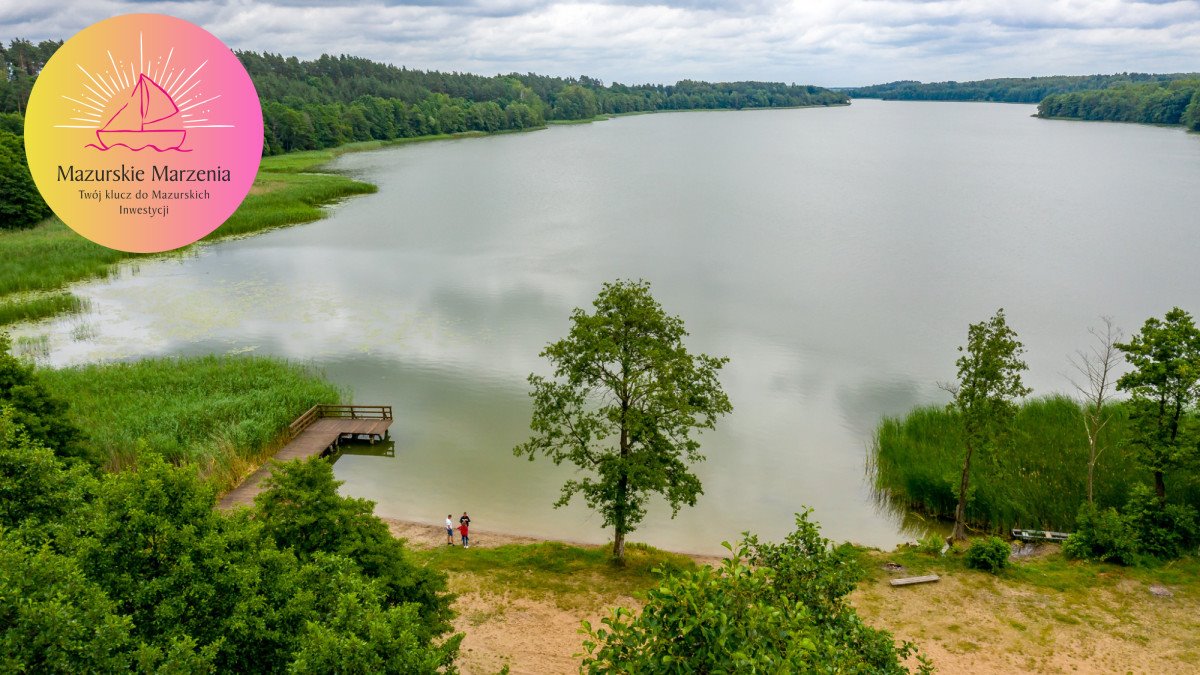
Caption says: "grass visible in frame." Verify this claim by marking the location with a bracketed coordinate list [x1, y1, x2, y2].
[849, 539, 1200, 670]
[38, 354, 342, 493]
[0, 292, 87, 325]
[871, 394, 1200, 532]
[407, 531, 1200, 672]
[413, 541, 695, 609]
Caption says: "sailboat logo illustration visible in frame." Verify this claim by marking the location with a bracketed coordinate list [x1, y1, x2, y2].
[57, 31, 232, 152]
[92, 73, 188, 151]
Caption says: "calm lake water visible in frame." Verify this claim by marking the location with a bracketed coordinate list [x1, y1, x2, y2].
[17, 99, 1200, 553]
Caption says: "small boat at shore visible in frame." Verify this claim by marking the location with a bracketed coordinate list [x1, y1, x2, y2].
[95, 73, 187, 151]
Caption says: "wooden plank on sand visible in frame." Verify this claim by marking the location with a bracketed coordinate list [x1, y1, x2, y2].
[890, 575, 940, 587]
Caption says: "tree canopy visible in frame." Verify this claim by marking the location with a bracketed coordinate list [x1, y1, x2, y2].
[515, 280, 731, 562]
[944, 309, 1031, 541]
[1038, 79, 1200, 130]
[0, 404, 459, 672]
[1115, 307, 1200, 500]
[581, 510, 930, 673]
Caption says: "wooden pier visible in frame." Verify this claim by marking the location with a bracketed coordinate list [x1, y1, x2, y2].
[218, 404, 392, 510]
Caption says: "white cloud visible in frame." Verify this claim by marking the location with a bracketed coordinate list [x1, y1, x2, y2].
[2, 0, 1198, 85]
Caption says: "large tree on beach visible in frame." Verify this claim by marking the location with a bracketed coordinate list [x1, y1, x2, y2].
[515, 280, 731, 563]
[941, 309, 1031, 542]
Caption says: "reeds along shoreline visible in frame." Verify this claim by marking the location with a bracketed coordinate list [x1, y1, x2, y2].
[871, 395, 1200, 532]
[38, 354, 342, 493]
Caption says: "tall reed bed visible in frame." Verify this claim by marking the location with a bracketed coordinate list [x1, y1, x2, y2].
[872, 395, 1200, 532]
[0, 292, 87, 326]
[39, 355, 342, 493]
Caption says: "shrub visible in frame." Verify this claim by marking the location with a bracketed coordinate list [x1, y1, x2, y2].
[965, 536, 1011, 573]
[581, 510, 931, 673]
[0, 333, 88, 463]
[1124, 485, 1199, 559]
[915, 533, 946, 556]
[0, 127, 51, 229]
[1063, 503, 1139, 565]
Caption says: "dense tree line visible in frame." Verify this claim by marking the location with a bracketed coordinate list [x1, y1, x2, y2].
[1038, 79, 1200, 130]
[238, 51, 847, 154]
[846, 72, 1200, 103]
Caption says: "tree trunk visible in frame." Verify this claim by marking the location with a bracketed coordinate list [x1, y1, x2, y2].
[951, 443, 974, 542]
[612, 529, 625, 563]
[1155, 470, 1166, 501]
[1087, 454, 1095, 505]
[612, 471, 628, 564]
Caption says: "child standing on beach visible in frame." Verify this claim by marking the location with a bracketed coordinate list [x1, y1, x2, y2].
[445, 514, 454, 545]
[458, 520, 469, 548]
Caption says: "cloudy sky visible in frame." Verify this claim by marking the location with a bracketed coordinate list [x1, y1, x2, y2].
[3, 1, 1198, 86]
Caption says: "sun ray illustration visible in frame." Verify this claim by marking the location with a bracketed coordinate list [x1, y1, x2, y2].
[107, 51, 125, 89]
[175, 79, 202, 102]
[165, 67, 187, 94]
[56, 41, 234, 137]
[77, 64, 113, 98]
[82, 84, 109, 102]
[170, 60, 206, 98]
[180, 94, 219, 112]
[62, 95, 103, 112]
[154, 47, 173, 83]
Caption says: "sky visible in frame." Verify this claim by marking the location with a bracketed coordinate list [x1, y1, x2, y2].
[2, 0, 1198, 87]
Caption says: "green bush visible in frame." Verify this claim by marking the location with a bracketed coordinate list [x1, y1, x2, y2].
[1063, 503, 1139, 565]
[1124, 485, 1199, 559]
[965, 536, 1011, 573]
[0, 127, 50, 230]
[914, 533, 946, 556]
[581, 510, 931, 673]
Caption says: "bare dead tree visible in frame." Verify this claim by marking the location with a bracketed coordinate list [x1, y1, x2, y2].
[1066, 316, 1123, 505]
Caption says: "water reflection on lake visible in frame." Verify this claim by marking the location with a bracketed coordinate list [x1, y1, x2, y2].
[17, 100, 1200, 553]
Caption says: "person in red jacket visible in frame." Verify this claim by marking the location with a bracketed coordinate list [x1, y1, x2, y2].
[458, 521, 469, 548]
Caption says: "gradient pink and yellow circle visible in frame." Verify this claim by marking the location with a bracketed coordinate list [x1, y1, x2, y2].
[25, 14, 262, 252]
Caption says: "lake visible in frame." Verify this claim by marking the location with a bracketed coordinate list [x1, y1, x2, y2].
[17, 99, 1200, 554]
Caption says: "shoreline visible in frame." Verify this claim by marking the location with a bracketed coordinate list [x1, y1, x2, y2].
[380, 516, 727, 567]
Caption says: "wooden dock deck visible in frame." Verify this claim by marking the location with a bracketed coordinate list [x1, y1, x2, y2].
[218, 404, 392, 510]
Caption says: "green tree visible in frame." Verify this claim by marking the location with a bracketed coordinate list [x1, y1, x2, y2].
[0, 333, 86, 462]
[0, 534, 137, 673]
[552, 84, 600, 120]
[255, 457, 456, 640]
[0, 128, 51, 229]
[581, 511, 929, 673]
[515, 280, 731, 562]
[1115, 307, 1200, 500]
[941, 309, 1031, 542]
[0, 405, 93, 534]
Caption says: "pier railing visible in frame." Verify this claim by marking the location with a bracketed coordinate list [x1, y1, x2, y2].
[288, 404, 394, 439]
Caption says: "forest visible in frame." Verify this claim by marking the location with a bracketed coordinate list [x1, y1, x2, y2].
[1037, 79, 1200, 129]
[846, 72, 1200, 103]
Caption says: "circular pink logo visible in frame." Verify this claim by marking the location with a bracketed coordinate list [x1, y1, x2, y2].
[25, 14, 263, 253]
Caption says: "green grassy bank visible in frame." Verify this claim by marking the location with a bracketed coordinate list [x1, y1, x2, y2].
[872, 395, 1200, 532]
[39, 354, 341, 492]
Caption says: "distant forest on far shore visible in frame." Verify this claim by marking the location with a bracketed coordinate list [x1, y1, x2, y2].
[845, 73, 1200, 104]
[0, 38, 848, 157]
[846, 72, 1200, 132]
